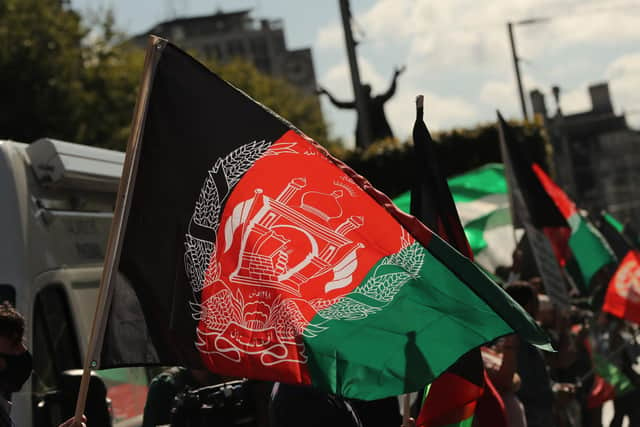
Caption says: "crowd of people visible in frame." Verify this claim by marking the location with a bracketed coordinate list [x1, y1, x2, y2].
[485, 279, 640, 427]
[138, 258, 640, 427]
[0, 259, 636, 427]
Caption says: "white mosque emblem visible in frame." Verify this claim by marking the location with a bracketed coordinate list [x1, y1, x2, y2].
[223, 177, 364, 296]
[615, 259, 640, 303]
[185, 139, 422, 367]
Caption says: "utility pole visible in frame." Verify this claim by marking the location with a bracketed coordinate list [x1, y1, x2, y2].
[507, 22, 529, 122]
[338, 0, 372, 148]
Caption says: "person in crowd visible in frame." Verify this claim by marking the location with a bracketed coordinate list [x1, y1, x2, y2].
[483, 335, 528, 427]
[505, 281, 558, 427]
[0, 302, 85, 427]
[317, 66, 405, 148]
[270, 382, 362, 427]
[599, 314, 640, 427]
[556, 311, 598, 427]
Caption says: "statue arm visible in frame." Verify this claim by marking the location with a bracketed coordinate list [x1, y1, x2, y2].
[317, 86, 356, 109]
[380, 65, 405, 102]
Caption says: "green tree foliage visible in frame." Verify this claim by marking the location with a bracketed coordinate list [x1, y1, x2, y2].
[0, 1, 332, 151]
[0, 0, 142, 148]
[76, 13, 144, 149]
[206, 58, 331, 147]
[0, 0, 86, 143]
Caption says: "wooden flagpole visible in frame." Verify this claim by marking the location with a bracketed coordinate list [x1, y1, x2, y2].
[402, 393, 412, 427]
[73, 35, 167, 423]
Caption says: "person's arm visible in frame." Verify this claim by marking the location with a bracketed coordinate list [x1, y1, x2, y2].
[380, 66, 405, 103]
[317, 86, 356, 109]
[492, 335, 520, 391]
[545, 310, 577, 369]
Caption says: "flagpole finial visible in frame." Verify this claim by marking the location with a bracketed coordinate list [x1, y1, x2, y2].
[416, 95, 424, 109]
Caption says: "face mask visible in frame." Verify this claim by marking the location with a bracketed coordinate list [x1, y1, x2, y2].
[0, 351, 33, 393]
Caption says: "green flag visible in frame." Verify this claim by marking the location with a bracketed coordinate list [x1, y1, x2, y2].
[394, 164, 516, 273]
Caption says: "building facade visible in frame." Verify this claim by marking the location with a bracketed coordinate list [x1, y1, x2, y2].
[133, 10, 318, 95]
[530, 83, 640, 227]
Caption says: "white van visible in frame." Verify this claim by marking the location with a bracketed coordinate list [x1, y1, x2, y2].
[0, 138, 148, 426]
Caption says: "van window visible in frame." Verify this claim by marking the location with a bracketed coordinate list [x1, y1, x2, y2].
[32, 285, 81, 393]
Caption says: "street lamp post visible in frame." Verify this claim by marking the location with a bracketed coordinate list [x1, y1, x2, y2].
[507, 18, 550, 122]
[339, 0, 372, 148]
[507, 22, 529, 122]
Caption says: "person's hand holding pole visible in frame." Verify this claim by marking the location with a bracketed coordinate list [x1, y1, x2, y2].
[59, 415, 87, 427]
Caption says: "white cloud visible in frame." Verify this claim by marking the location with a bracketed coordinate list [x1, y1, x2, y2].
[389, 90, 478, 135]
[312, 0, 640, 140]
[480, 80, 519, 114]
[607, 53, 640, 128]
[526, 53, 640, 123]
[316, 0, 640, 71]
[558, 86, 592, 114]
[479, 73, 547, 120]
[316, 24, 343, 51]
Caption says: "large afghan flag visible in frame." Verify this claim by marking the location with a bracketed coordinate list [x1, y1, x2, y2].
[95, 39, 549, 400]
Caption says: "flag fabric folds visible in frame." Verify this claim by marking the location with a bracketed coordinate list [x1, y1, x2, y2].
[96, 40, 550, 400]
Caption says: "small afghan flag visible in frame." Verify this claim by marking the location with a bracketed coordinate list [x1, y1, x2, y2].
[598, 212, 639, 261]
[95, 39, 550, 400]
[603, 250, 640, 324]
[497, 113, 613, 290]
[604, 213, 640, 249]
[393, 164, 515, 273]
[410, 97, 495, 427]
[531, 163, 615, 287]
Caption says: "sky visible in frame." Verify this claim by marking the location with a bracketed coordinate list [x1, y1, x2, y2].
[72, 0, 640, 147]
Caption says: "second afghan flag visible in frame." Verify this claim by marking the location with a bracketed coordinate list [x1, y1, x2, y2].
[603, 250, 640, 324]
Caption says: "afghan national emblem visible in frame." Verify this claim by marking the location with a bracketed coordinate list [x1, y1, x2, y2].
[183, 131, 421, 378]
[614, 257, 640, 303]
